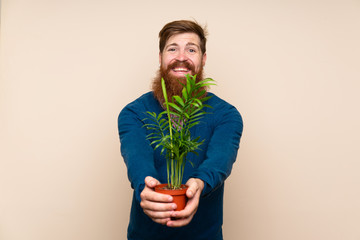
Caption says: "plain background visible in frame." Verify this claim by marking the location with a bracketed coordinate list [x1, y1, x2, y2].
[1, 0, 359, 239]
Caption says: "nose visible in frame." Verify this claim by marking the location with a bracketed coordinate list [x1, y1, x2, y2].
[175, 50, 188, 61]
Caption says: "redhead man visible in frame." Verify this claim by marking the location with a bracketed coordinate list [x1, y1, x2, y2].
[118, 20, 243, 240]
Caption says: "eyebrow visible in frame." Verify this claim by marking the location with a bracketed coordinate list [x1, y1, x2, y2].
[165, 42, 200, 49]
[186, 43, 200, 49]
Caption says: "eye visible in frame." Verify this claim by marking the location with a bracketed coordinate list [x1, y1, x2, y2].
[168, 48, 176, 52]
[189, 48, 196, 53]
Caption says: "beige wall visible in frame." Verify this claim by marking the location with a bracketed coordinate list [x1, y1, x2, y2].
[1, 0, 359, 239]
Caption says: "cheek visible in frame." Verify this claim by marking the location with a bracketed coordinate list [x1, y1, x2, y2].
[162, 56, 173, 66]
[194, 58, 203, 69]
[193, 54, 203, 63]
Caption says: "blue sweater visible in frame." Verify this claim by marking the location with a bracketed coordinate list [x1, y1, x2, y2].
[118, 92, 243, 240]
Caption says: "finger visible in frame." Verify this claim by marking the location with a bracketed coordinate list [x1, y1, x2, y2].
[186, 184, 198, 198]
[143, 209, 174, 220]
[170, 196, 198, 219]
[143, 208, 172, 225]
[185, 179, 194, 198]
[185, 179, 201, 198]
[145, 176, 160, 188]
[141, 201, 177, 212]
[152, 217, 171, 225]
[170, 206, 196, 219]
[156, 219, 171, 225]
[166, 215, 194, 228]
[141, 190, 173, 203]
[185, 178, 204, 198]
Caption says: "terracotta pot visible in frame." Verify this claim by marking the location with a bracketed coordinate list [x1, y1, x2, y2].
[155, 184, 188, 211]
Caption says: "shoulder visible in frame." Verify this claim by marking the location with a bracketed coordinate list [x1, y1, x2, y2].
[205, 92, 243, 128]
[124, 92, 156, 108]
[207, 92, 240, 114]
[121, 92, 159, 112]
[118, 92, 160, 121]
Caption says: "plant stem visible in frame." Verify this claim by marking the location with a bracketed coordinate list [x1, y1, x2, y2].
[161, 78, 172, 143]
[161, 78, 174, 188]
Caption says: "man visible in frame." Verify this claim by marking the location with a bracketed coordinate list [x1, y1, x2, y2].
[118, 20, 243, 240]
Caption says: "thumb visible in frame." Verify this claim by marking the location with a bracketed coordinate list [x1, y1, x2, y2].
[145, 176, 160, 188]
[186, 180, 198, 198]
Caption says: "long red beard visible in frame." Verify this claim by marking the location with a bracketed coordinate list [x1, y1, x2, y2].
[152, 61, 205, 107]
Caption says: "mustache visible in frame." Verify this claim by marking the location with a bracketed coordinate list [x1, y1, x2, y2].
[166, 60, 195, 73]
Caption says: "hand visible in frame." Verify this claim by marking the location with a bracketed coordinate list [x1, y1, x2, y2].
[140, 176, 177, 225]
[167, 178, 204, 227]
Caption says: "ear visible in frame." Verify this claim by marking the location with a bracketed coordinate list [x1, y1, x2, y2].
[202, 53, 207, 66]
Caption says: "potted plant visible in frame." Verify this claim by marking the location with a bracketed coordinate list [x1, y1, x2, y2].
[143, 74, 214, 210]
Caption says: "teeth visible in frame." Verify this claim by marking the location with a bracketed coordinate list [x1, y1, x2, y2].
[173, 68, 189, 72]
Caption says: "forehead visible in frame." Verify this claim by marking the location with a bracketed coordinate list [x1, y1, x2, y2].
[165, 32, 201, 46]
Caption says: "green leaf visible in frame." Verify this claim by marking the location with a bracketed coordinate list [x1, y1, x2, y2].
[168, 111, 180, 118]
[202, 104, 212, 109]
[167, 102, 183, 114]
[196, 78, 215, 86]
[182, 87, 188, 101]
[194, 89, 206, 98]
[183, 112, 190, 119]
[173, 96, 185, 107]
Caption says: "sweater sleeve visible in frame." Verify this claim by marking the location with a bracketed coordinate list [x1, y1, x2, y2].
[118, 100, 159, 202]
[190, 101, 243, 196]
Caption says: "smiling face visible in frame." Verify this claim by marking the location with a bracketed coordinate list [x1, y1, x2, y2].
[159, 32, 207, 79]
